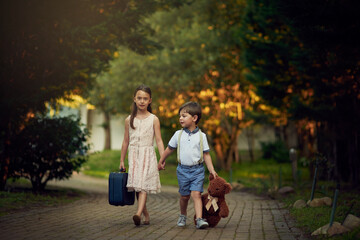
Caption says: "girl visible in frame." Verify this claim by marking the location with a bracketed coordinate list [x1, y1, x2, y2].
[119, 84, 165, 226]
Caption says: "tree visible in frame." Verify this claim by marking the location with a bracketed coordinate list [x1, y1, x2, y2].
[10, 116, 89, 192]
[0, 0, 188, 189]
[93, 0, 268, 171]
[241, 0, 360, 185]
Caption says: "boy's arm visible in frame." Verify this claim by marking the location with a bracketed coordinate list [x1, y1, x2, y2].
[158, 147, 175, 170]
[203, 152, 218, 178]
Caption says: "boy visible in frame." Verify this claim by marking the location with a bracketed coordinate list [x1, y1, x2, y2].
[158, 101, 218, 229]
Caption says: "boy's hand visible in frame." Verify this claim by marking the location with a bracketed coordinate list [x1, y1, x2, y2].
[158, 161, 166, 171]
[210, 171, 218, 179]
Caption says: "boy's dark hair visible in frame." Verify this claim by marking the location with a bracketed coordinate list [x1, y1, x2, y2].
[179, 101, 202, 124]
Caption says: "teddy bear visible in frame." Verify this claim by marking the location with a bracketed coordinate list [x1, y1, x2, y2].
[196, 174, 232, 227]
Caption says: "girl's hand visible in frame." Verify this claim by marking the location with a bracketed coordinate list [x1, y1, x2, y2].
[158, 161, 166, 171]
[119, 162, 125, 171]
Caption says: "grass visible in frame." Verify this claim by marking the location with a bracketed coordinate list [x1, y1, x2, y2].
[83, 150, 360, 239]
[217, 159, 310, 194]
[0, 181, 85, 217]
[2, 149, 359, 239]
[82, 149, 215, 186]
[81, 150, 123, 178]
[281, 183, 360, 240]
[82, 150, 309, 189]
[82, 149, 182, 186]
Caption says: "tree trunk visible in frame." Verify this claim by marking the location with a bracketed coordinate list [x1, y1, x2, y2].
[0, 155, 10, 190]
[224, 127, 241, 171]
[0, 122, 11, 190]
[245, 126, 255, 163]
[104, 111, 111, 150]
[214, 138, 227, 170]
[226, 140, 238, 170]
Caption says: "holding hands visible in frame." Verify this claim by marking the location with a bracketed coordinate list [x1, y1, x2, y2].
[158, 159, 166, 171]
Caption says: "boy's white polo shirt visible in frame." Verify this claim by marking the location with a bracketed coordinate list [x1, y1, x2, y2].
[168, 127, 210, 166]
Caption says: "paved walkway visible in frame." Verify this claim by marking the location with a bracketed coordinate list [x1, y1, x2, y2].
[0, 173, 309, 240]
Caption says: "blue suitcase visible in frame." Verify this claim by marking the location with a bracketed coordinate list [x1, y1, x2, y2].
[108, 171, 135, 206]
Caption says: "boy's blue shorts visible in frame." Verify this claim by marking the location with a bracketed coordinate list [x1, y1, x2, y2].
[176, 164, 205, 196]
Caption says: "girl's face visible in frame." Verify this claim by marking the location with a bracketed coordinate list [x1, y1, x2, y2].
[134, 90, 152, 111]
[179, 109, 197, 129]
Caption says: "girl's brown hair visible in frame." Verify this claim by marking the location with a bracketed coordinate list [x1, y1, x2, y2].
[130, 84, 152, 129]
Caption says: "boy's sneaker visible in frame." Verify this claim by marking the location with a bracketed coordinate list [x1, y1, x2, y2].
[177, 214, 186, 227]
[177, 214, 187, 227]
[196, 218, 209, 229]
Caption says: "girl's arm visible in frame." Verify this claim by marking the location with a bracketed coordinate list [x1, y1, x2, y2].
[158, 147, 175, 170]
[119, 116, 130, 170]
[153, 116, 165, 156]
[203, 152, 218, 178]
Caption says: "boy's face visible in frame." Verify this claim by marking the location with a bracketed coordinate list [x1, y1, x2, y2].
[179, 109, 197, 129]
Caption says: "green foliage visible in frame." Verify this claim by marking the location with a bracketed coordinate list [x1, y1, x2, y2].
[0, 0, 188, 190]
[89, 0, 222, 115]
[260, 140, 289, 163]
[10, 116, 90, 192]
[240, 0, 360, 185]
[90, 0, 257, 171]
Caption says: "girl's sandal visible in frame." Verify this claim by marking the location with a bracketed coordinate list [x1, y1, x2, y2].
[143, 220, 150, 225]
[133, 215, 141, 226]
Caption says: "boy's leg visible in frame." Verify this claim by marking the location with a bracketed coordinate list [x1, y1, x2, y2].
[191, 191, 203, 219]
[180, 195, 190, 215]
[192, 190, 209, 229]
[177, 165, 191, 216]
[178, 194, 189, 227]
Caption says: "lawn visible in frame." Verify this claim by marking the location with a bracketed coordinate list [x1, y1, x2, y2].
[0, 183, 84, 217]
[2, 149, 359, 239]
[83, 150, 360, 239]
[82, 150, 313, 190]
[282, 182, 360, 240]
[82, 149, 182, 186]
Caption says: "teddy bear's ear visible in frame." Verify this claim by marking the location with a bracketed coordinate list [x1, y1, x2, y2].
[225, 183, 232, 194]
[209, 173, 215, 181]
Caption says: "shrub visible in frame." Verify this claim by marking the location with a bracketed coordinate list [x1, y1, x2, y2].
[10, 116, 90, 192]
[260, 140, 289, 163]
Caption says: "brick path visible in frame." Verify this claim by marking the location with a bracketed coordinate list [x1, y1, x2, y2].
[0, 174, 309, 240]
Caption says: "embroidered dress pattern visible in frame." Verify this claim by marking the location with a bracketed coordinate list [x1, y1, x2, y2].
[127, 114, 161, 193]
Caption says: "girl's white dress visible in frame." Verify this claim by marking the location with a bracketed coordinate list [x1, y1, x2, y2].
[127, 113, 161, 193]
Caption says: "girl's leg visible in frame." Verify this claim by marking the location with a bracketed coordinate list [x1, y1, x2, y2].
[133, 191, 147, 225]
[180, 195, 190, 215]
[191, 191, 202, 219]
[136, 191, 147, 216]
[142, 201, 150, 222]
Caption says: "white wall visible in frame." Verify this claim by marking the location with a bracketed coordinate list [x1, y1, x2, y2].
[237, 124, 276, 150]
[83, 107, 126, 152]
[110, 114, 126, 150]
[59, 104, 276, 152]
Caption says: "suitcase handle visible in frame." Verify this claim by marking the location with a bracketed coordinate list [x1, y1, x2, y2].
[119, 168, 126, 173]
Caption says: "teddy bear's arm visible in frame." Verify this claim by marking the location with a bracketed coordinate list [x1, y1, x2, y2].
[201, 193, 208, 203]
[218, 201, 229, 218]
